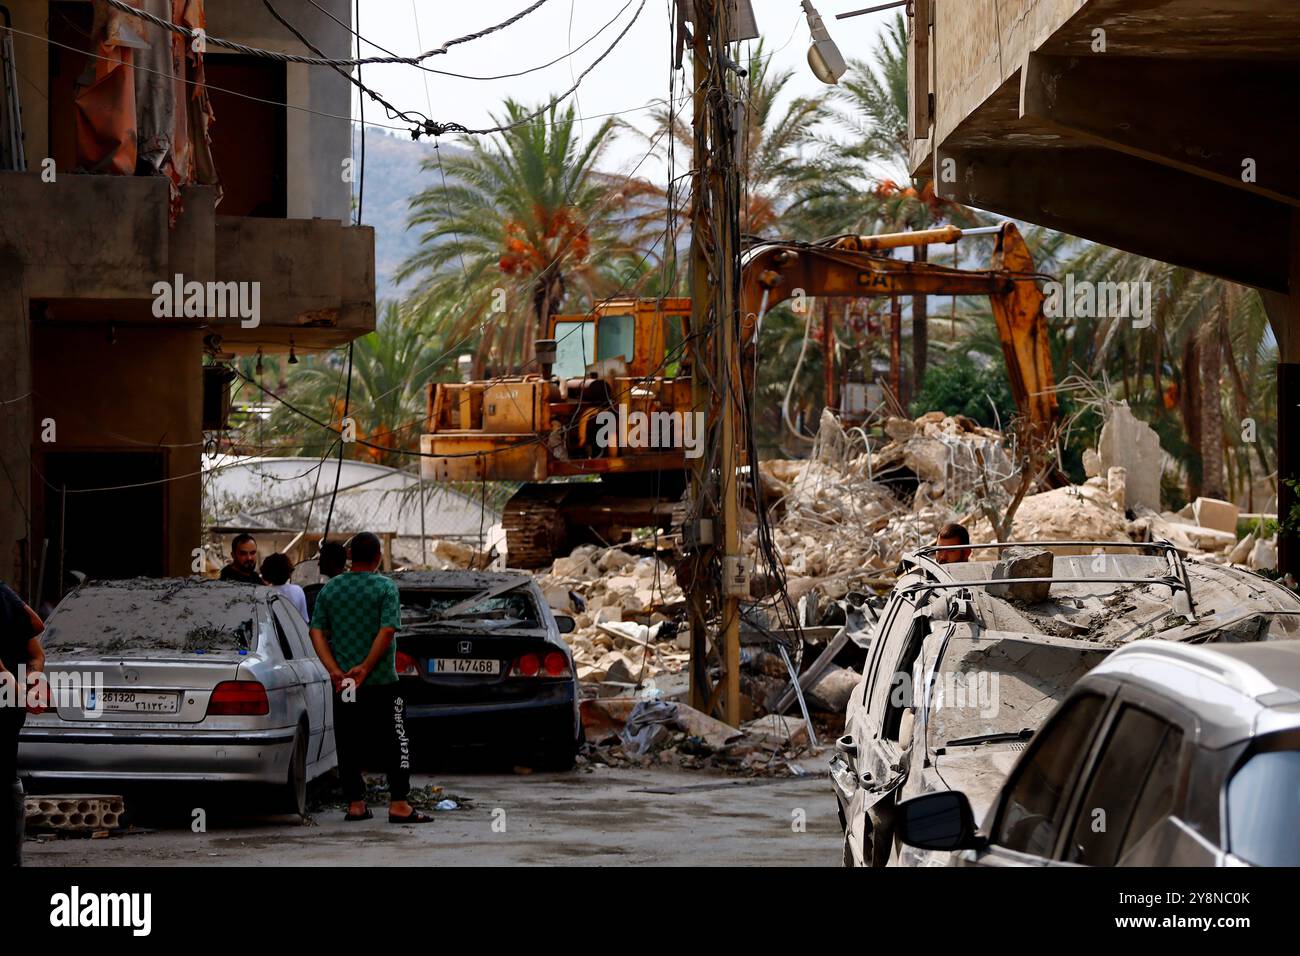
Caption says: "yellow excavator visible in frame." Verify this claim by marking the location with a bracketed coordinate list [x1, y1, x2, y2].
[421, 222, 1056, 567]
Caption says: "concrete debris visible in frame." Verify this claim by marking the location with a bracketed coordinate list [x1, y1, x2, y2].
[1193, 497, 1240, 536]
[578, 697, 813, 776]
[1097, 402, 1164, 511]
[529, 407, 1284, 772]
[987, 547, 1054, 602]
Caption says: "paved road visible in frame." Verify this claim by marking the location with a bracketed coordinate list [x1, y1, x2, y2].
[26, 764, 842, 867]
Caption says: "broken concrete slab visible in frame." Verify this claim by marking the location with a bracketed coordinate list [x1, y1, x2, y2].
[1097, 403, 1163, 511]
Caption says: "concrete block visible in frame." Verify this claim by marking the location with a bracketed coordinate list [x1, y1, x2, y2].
[987, 546, 1053, 603]
[1193, 497, 1240, 535]
[26, 794, 125, 832]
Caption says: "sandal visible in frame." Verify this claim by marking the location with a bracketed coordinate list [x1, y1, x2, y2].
[388, 809, 434, 824]
[343, 808, 373, 821]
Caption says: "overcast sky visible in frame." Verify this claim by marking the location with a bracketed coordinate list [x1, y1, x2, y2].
[349, 0, 891, 177]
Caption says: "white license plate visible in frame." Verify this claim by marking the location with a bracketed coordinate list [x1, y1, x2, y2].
[430, 658, 500, 675]
[85, 690, 180, 714]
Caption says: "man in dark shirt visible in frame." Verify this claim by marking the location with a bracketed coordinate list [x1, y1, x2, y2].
[1, 580, 45, 867]
[303, 539, 347, 618]
[219, 534, 262, 584]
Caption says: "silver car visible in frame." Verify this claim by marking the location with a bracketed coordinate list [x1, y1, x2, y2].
[19, 579, 336, 815]
[896, 638, 1300, 866]
[832, 541, 1300, 866]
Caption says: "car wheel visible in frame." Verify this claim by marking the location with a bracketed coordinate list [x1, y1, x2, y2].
[279, 727, 308, 817]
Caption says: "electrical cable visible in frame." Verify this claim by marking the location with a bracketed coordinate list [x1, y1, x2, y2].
[102, 0, 552, 68]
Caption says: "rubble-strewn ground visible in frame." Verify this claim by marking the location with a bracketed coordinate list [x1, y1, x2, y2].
[25, 763, 840, 867]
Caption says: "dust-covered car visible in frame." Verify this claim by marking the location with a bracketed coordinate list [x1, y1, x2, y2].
[19, 579, 335, 815]
[895, 638, 1300, 867]
[831, 541, 1300, 867]
[389, 571, 582, 769]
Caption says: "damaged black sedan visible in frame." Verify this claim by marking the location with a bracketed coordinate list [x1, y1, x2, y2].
[388, 571, 582, 770]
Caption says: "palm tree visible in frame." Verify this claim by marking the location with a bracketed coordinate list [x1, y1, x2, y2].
[397, 101, 662, 372]
[650, 40, 840, 243]
[1061, 243, 1277, 503]
[255, 302, 461, 467]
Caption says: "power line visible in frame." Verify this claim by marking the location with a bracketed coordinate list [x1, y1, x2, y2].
[309, 0, 637, 83]
[102, 0, 552, 68]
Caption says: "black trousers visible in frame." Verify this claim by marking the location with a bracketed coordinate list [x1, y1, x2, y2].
[333, 683, 410, 804]
[1, 708, 25, 867]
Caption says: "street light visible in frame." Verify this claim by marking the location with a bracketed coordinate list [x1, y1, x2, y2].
[802, 0, 847, 85]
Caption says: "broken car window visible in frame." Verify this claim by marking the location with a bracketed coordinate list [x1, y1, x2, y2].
[398, 589, 541, 629]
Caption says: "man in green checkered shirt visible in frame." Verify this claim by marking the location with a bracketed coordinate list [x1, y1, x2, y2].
[309, 532, 431, 824]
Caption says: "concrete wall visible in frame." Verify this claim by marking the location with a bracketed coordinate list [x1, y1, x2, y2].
[209, 0, 355, 223]
[30, 324, 204, 578]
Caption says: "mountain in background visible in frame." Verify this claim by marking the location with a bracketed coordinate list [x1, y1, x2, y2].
[352, 127, 465, 305]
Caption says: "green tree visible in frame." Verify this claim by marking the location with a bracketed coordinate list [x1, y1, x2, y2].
[397, 101, 661, 371]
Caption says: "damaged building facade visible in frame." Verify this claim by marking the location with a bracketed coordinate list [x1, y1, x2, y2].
[0, 1, 374, 597]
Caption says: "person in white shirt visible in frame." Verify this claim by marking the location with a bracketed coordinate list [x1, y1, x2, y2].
[261, 552, 309, 622]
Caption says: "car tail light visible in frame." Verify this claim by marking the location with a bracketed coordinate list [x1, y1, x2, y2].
[512, 653, 540, 677]
[207, 680, 269, 716]
[543, 651, 570, 677]
[395, 651, 418, 677]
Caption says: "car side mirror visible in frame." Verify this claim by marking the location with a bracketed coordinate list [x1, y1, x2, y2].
[554, 615, 577, 634]
[895, 791, 983, 852]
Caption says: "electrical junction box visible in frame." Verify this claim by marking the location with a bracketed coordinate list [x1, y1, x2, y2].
[724, 555, 751, 597]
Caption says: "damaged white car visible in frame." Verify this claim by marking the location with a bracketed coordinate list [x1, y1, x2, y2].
[831, 541, 1300, 867]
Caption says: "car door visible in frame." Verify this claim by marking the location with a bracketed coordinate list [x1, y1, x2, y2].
[845, 587, 931, 864]
[960, 690, 1112, 866]
[271, 599, 330, 764]
[1054, 700, 1189, 866]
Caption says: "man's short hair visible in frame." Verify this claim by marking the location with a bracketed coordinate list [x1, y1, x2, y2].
[318, 540, 348, 576]
[349, 532, 382, 566]
[938, 522, 970, 546]
[260, 552, 293, 586]
[231, 533, 256, 553]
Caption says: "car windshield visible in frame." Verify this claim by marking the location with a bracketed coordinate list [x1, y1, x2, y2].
[929, 634, 1111, 749]
[1227, 747, 1300, 866]
[398, 588, 541, 630]
[42, 580, 256, 655]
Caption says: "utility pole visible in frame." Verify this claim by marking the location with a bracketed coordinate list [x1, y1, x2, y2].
[686, 0, 743, 727]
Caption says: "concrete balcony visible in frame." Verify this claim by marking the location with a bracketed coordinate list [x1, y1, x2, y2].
[0, 170, 375, 351]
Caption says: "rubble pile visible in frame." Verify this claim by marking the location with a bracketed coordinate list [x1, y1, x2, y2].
[755, 410, 1015, 596]
[534, 545, 690, 686]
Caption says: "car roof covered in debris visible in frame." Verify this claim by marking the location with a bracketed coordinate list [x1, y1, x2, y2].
[901, 548, 1300, 646]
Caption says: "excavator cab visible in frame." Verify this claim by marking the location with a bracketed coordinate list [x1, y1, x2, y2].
[421, 297, 695, 566]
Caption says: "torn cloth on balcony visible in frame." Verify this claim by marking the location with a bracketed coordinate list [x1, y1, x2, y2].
[76, 0, 219, 222]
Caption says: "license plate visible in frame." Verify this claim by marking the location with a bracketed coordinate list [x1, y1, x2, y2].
[84, 690, 180, 714]
[430, 658, 500, 675]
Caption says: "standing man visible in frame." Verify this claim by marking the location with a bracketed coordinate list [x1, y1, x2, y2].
[220, 534, 262, 584]
[934, 522, 972, 564]
[308, 533, 429, 824]
[304, 540, 347, 618]
[1, 580, 45, 866]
